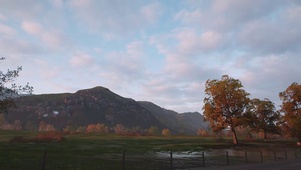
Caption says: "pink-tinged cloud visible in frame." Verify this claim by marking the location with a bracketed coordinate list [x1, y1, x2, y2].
[174, 9, 202, 24]
[21, 20, 70, 49]
[104, 41, 145, 77]
[175, 29, 222, 54]
[41, 32, 64, 48]
[51, 0, 64, 9]
[68, 0, 162, 38]
[0, 0, 44, 20]
[0, 13, 6, 20]
[286, 6, 301, 21]
[21, 21, 42, 35]
[200, 31, 222, 50]
[175, 28, 200, 54]
[0, 37, 42, 54]
[70, 54, 94, 67]
[33, 59, 61, 79]
[126, 41, 144, 58]
[141, 2, 162, 23]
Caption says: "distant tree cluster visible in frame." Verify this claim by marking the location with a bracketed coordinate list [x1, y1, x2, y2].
[203, 75, 301, 144]
[86, 123, 109, 133]
[0, 114, 23, 130]
[0, 115, 173, 137]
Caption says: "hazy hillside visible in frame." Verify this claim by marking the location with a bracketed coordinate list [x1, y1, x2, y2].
[138, 101, 181, 134]
[138, 101, 209, 135]
[7, 86, 165, 131]
[177, 112, 209, 134]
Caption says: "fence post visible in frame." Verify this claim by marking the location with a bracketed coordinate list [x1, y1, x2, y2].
[226, 151, 229, 165]
[245, 151, 248, 164]
[274, 151, 276, 161]
[202, 152, 205, 167]
[122, 150, 125, 170]
[285, 150, 287, 160]
[260, 150, 263, 163]
[40, 151, 47, 170]
[170, 151, 173, 170]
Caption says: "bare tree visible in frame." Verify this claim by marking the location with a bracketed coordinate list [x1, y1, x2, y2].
[0, 57, 33, 114]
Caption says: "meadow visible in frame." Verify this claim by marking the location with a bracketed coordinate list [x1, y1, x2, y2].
[0, 130, 300, 169]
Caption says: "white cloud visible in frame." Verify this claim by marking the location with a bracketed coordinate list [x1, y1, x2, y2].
[0, 24, 17, 36]
[70, 54, 94, 67]
[211, 0, 280, 24]
[0, 37, 43, 54]
[68, 0, 163, 38]
[104, 41, 145, 78]
[238, 9, 301, 55]
[51, 0, 64, 9]
[0, 0, 44, 20]
[126, 41, 144, 58]
[286, 6, 301, 21]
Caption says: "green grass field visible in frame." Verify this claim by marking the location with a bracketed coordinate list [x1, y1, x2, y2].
[0, 130, 300, 169]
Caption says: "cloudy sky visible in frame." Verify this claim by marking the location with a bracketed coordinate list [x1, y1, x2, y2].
[1, 0, 301, 113]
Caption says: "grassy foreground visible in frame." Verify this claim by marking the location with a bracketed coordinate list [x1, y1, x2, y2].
[0, 130, 300, 169]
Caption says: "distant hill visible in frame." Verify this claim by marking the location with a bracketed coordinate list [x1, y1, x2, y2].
[177, 112, 209, 134]
[5, 86, 208, 135]
[7, 86, 165, 131]
[138, 101, 209, 135]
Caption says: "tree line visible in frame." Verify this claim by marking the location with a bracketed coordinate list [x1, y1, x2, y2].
[203, 75, 301, 144]
[0, 116, 171, 136]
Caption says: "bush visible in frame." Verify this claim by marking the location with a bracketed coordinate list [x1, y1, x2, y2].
[162, 128, 171, 136]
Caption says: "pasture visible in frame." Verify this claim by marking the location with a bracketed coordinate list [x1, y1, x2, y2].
[0, 130, 300, 169]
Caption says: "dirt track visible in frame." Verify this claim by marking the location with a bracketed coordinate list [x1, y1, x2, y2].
[180, 159, 301, 170]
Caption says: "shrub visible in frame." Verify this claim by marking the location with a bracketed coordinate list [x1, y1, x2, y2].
[162, 128, 171, 136]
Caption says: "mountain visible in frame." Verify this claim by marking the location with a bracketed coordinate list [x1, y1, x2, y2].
[6, 86, 165, 131]
[5, 86, 208, 135]
[177, 112, 209, 134]
[138, 101, 209, 135]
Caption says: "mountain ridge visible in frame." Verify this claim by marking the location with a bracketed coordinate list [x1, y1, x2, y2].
[5, 86, 208, 135]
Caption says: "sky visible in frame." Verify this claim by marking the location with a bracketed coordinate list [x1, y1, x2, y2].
[1, 0, 301, 113]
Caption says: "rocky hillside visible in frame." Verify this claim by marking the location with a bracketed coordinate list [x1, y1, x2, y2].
[7, 86, 165, 131]
[5, 86, 208, 135]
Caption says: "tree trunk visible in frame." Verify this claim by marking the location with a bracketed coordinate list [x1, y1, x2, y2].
[264, 130, 267, 142]
[231, 127, 238, 145]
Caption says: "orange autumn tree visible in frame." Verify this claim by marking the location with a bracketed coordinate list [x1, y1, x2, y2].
[203, 75, 250, 144]
[279, 82, 301, 143]
[246, 98, 280, 141]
